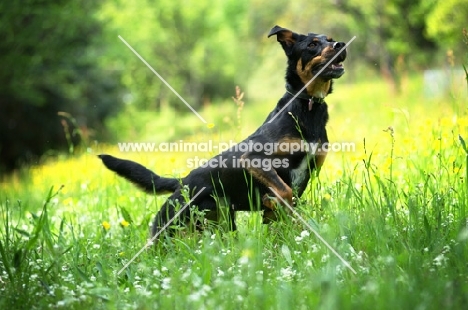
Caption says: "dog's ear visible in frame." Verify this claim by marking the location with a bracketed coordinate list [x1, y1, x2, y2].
[268, 25, 298, 55]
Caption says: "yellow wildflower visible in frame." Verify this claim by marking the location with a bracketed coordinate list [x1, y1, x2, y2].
[440, 117, 453, 128]
[62, 197, 74, 206]
[241, 249, 253, 258]
[102, 221, 111, 230]
[207, 123, 215, 129]
[458, 116, 468, 127]
[120, 220, 130, 228]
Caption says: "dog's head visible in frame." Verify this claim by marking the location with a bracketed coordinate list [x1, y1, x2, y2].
[268, 25, 347, 98]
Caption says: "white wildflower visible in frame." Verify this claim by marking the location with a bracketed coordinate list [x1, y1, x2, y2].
[321, 254, 330, 263]
[278, 266, 296, 281]
[238, 256, 249, 265]
[233, 276, 247, 289]
[161, 277, 171, 290]
[57, 300, 66, 307]
[433, 254, 447, 267]
[188, 291, 202, 302]
[310, 244, 320, 253]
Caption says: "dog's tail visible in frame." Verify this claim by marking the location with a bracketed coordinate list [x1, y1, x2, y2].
[98, 154, 180, 194]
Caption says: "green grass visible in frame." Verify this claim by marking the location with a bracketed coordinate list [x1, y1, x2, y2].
[1, 75, 468, 309]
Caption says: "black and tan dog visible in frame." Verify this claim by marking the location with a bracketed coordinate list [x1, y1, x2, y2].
[99, 25, 347, 238]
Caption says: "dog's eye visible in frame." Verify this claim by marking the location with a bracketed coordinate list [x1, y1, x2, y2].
[308, 42, 317, 48]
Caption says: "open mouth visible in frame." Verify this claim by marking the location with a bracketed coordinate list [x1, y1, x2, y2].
[327, 49, 347, 73]
[330, 62, 344, 70]
[320, 54, 346, 78]
[315, 61, 344, 79]
[308, 48, 347, 79]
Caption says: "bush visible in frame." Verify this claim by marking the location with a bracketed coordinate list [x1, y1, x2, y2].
[0, 0, 123, 172]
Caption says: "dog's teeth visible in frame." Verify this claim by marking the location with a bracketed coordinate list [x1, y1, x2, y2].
[331, 63, 343, 69]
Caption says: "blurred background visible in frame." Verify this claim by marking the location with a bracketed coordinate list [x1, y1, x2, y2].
[0, 0, 467, 173]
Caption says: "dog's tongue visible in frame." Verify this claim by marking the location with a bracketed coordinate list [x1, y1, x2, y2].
[308, 99, 313, 111]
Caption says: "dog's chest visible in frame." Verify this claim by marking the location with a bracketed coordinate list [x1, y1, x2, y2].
[291, 157, 308, 189]
[290, 153, 314, 189]
[285, 101, 328, 190]
[289, 126, 324, 190]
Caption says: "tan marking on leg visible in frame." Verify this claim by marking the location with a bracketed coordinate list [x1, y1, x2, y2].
[276, 136, 304, 155]
[240, 153, 293, 210]
[314, 154, 327, 170]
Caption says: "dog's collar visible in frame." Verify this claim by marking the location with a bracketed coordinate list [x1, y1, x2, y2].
[285, 84, 324, 104]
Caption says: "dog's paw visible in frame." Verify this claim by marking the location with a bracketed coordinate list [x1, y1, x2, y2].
[262, 194, 278, 210]
[262, 209, 278, 224]
[262, 193, 293, 210]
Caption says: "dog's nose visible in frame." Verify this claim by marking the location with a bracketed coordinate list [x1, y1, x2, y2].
[333, 42, 345, 50]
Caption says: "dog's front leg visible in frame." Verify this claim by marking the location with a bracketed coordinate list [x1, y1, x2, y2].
[240, 153, 293, 210]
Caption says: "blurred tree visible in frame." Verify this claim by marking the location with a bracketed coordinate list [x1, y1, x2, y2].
[426, 0, 468, 51]
[0, 0, 122, 172]
[98, 0, 251, 111]
[2, 0, 463, 172]
[331, 0, 438, 91]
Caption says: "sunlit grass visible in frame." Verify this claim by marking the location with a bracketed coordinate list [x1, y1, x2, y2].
[1, 75, 468, 309]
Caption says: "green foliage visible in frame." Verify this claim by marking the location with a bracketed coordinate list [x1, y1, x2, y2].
[427, 0, 468, 46]
[1, 73, 468, 308]
[1, 145, 468, 308]
[97, 0, 252, 111]
[331, 0, 437, 77]
[1, 1, 468, 307]
[0, 0, 123, 171]
[0, 187, 70, 307]
[2, 0, 467, 171]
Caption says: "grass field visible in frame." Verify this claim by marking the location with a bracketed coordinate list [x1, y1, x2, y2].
[1, 73, 468, 309]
